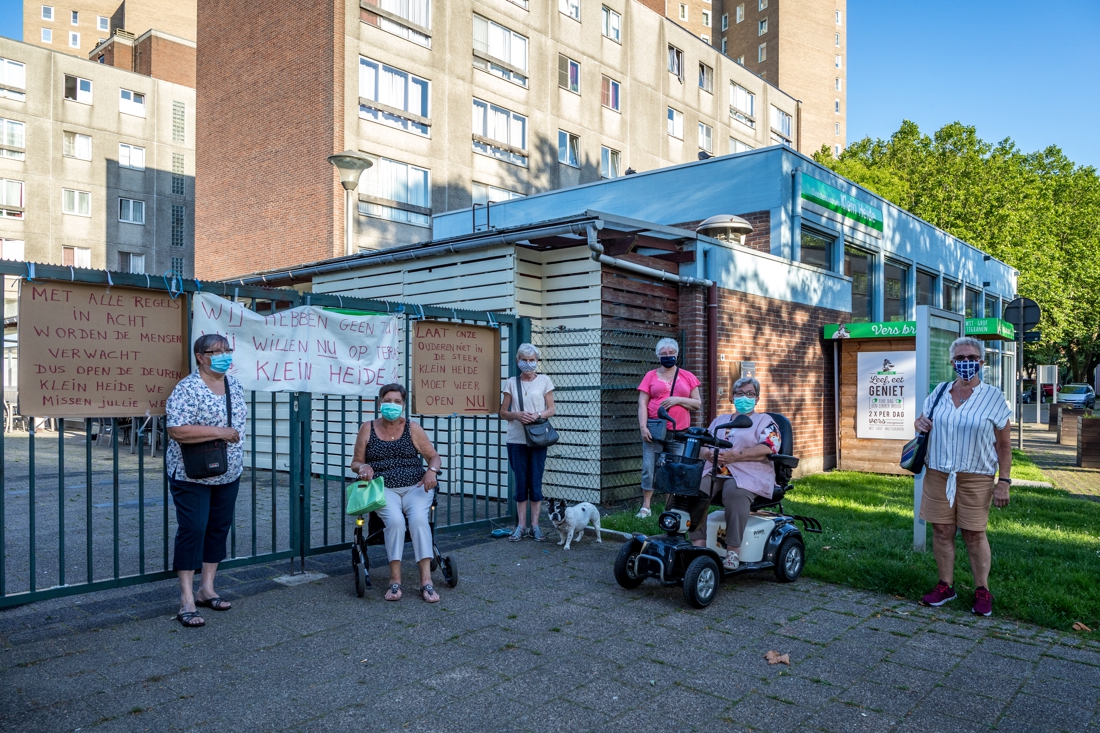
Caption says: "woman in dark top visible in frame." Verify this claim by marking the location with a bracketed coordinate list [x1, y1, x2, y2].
[351, 384, 442, 603]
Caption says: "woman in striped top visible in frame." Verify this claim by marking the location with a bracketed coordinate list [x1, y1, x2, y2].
[913, 336, 1012, 617]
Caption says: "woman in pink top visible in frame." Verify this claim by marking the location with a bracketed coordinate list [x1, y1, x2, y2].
[636, 337, 701, 518]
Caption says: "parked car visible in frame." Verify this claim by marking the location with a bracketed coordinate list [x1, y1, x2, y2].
[1058, 384, 1096, 409]
[1020, 380, 1057, 404]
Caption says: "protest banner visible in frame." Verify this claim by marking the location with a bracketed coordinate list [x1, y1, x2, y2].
[18, 283, 187, 417]
[411, 320, 500, 415]
[191, 293, 399, 396]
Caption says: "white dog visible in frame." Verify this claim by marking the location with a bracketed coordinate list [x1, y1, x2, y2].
[547, 498, 602, 550]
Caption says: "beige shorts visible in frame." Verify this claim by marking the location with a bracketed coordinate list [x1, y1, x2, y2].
[920, 469, 995, 531]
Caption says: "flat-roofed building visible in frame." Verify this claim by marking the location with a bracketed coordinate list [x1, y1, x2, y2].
[23, 0, 196, 59]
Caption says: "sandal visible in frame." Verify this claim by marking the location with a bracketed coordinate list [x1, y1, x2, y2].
[723, 551, 740, 571]
[420, 584, 440, 603]
[176, 610, 205, 628]
[195, 596, 232, 611]
[635, 507, 651, 519]
[385, 583, 402, 601]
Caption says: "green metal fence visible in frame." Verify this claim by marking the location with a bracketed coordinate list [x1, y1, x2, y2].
[0, 262, 522, 608]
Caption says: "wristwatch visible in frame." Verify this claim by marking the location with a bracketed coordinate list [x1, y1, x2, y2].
[428, 467, 439, 474]
[997, 478, 1011, 485]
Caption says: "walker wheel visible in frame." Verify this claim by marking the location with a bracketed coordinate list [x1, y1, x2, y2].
[442, 557, 458, 588]
[354, 564, 368, 597]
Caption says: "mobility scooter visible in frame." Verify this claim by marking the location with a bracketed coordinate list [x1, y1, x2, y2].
[613, 407, 822, 608]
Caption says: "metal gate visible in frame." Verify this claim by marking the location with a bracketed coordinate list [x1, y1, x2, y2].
[0, 262, 523, 608]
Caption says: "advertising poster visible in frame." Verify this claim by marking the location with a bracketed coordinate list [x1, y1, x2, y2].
[856, 351, 916, 440]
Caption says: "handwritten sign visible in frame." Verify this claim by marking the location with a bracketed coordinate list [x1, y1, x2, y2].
[856, 351, 916, 440]
[18, 283, 187, 417]
[411, 320, 500, 415]
[191, 293, 400, 395]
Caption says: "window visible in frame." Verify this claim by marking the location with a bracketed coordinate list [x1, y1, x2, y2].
[942, 280, 960, 313]
[800, 230, 833, 270]
[757, 43, 766, 62]
[172, 101, 185, 142]
[69, 32, 80, 48]
[736, 3, 744, 22]
[835, 32, 840, 47]
[1, 239, 25, 261]
[64, 75, 92, 103]
[558, 130, 579, 167]
[601, 6, 621, 42]
[701, 35, 710, 45]
[118, 252, 145, 274]
[119, 142, 145, 170]
[472, 15, 528, 86]
[836, 10, 842, 24]
[41, 5, 53, 20]
[770, 105, 792, 143]
[359, 57, 430, 134]
[698, 62, 713, 93]
[702, 11, 711, 26]
[119, 88, 146, 116]
[835, 99, 840, 113]
[835, 77, 842, 91]
[0, 58, 26, 101]
[0, 180, 25, 218]
[42, 28, 53, 43]
[358, 156, 430, 226]
[736, 54, 744, 64]
[171, 256, 184, 276]
[835, 55, 843, 69]
[730, 83, 755, 127]
[0, 119, 25, 160]
[472, 183, 524, 206]
[63, 131, 92, 160]
[62, 188, 91, 216]
[835, 123, 840, 135]
[984, 294, 998, 320]
[560, 0, 580, 20]
[172, 152, 185, 195]
[884, 261, 909, 321]
[70, 10, 78, 24]
[558, 55, 580, 93]
[835, 144, 842, 156]
[171, 205, 185, 246]
[601, 76, 620, 111]
[721, 38, 727, 53]
[98, 16, 109, 32]
[667, 107, 683, 138]
[698, 122, 713, 153]
[63, 247, 91, 268]
[601, 146, 620, 179]
[119, 198, 145, 224]
[758, 0, 767, 8]
[758, 18, 767, 35]
[678, 4, 687, 20]
[667, 45, 683, 78]
[721, 13, 728, 30]
[729, 137, 753, 154]
[845, 245, 873, 323]
[472, 99, 527, 166]
[916, 270, 937, 306]
[965, 287, 982, 319]
[361, 0, 431, 48]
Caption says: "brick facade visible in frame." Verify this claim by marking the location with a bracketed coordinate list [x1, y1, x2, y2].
[737, 210, 771, 253]
[133, 34, 196, 88]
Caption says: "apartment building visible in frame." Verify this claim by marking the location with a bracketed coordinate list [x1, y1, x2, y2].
[23, 0, 196, 59]
[718, 0, 845, 156]
[0, 36, 196, 287]
[195, 0, 801, 280]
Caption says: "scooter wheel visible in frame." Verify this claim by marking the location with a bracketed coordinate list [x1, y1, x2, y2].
[683, 556, 719, 608]
[773, 536, 805, 583]
[614, 541, 646, 589]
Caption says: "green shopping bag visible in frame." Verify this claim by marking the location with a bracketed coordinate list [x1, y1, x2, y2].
[345, 478, 386, 516]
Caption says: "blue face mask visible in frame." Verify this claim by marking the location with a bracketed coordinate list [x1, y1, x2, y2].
[954, 359, 981, 381]
[208, 353, 232, 374]
[734, 396, 757, 414]
[659, 355, 677, 368]
[518, 360, 538, 373]
[379, 403, 404, 421]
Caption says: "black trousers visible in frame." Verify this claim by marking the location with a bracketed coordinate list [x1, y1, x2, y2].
[170, 476, 240, 572]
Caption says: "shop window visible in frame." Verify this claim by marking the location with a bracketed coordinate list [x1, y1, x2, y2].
[800, 229, 833, 270]
[844, 245, 873, 323]
[915, 270, 937, 306]
[965, 287, 981, 319]
[942, 280, 960, 313]
[985, 293, 999, 320]
[884, 261, 908, 322]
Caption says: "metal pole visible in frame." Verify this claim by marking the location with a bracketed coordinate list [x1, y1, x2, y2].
[345, 188, 355, 257]
[1017, 314, 1024, 451]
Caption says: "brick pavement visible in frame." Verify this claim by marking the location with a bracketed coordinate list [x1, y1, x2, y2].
[2, 533, 1099, 732]
[1021, 423, 1100, 500]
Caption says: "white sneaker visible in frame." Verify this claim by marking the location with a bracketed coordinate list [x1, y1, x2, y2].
[635, 507, 651, 519]
[722, 550, 740, 571]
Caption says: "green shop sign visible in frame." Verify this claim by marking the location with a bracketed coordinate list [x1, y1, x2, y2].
[824, 318, 1015, 340]
[801, 174, 884, 232]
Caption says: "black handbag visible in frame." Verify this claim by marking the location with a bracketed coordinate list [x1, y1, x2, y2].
[179, 377, 233, 480]
[514, 375, 559, 448]
[645, 367, 681, 443]
[900, 382, 948, 474]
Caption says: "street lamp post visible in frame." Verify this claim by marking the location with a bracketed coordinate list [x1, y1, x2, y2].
[327, 151, 373, 257]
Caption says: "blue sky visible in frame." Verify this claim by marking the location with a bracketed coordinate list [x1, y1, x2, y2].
[1, 0, 1098, 166]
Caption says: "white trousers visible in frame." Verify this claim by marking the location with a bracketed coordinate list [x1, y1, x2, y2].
[376, 485, 434, 563]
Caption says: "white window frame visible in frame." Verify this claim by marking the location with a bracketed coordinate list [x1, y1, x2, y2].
[70, 10, 78, 24]
[698, 62, 713, 93]
[601, 6, 621, 42]
[119, 142, 146, 170]
[360, 0, 431, 48]
[758, 43, 766, 62]
[1, 239, 25, 261]
[702, 10, 711, 26]
[836, 77, 842, 91]
[64, 75, 92, 104]
[758, 18, 767, 35]
[678, 4, 687, 20]
[358, 155, 431, 227]
[41, 28, 52, 43]
[601, 75, 620, 111]
[698, 122, 713, 153]
[1, 58, 26, 102]
[558, 55, 580, 94]
[41, 5, 53, 20]
[736, 54, 744, 64]
[118, 251, 145, 274]
[736, 3, 744, 22]
[835, 32, 840, 47]
[119, 88, 146, 117]
[560, 0, 581, 21]
[64, 246, 91, 268]
[836, 55, 843, 68]
[668, 45, 683, 78]
[472, 98, 528, 166]
[472, 15, 529, 87]
[359, 56, 431, 135]
[729, 137, 753, 154]
[600, 145, 620, 179]
[0, 179, 25, 218]
[730, 83, 755, 128]
[667, 107, 683, 139]
[836, 10, 842, 24]
[770, 105, 792, 145]
[721, 13, 728, 30]
[758, 0, 767, 8]
[835, 98, 840, 113]
[0, 119, 26, 160]
[472, 183, 524, 206]
[721, 38, 727, 53]
[98, 16, 109, 32]
[68, 31, 79, 48]
[119, 198, 145, 225]
[62, 188, 91, 217]
[63, 131, 92, 160]
[558, 129, 580, 167]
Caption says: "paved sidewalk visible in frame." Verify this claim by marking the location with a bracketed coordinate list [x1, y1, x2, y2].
[1020, 423, 1100, 499]
[3, 535, 1099, 732]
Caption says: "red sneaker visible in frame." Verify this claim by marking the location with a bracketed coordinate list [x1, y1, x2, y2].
[920, 581, 957, 607]
[972, 587, 993, 616]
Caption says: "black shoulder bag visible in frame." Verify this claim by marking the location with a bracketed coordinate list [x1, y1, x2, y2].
[179, 377, 232, 480]
[900, 382, 948, 474]
[515, 375, 559, 448]
[646, 367, 680, 443]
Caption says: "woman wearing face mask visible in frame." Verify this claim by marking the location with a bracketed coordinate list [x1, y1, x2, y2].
[913, 337, 1012, 617]
[692, 376, 782, 571]
[636, 337, 702, 518]
[165, 334, 248, 627]
[499, 344, 556, 541]
[351, 383, 443, 603]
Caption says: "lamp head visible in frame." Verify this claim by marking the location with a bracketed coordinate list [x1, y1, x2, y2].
[328, 150, 373, 191]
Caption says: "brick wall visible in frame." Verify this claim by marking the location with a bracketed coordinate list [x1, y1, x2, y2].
[134, 35, 196, 88]
[737, 210, 771, 253]
[678, 285, 708, 427]
[195, 0, 345, 280]
[98, 39, 133, 70]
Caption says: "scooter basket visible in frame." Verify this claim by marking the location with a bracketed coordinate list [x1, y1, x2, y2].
[655, 453, 705, 496]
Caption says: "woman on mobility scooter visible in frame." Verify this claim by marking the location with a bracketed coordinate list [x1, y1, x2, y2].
[350, 384, 443, 603]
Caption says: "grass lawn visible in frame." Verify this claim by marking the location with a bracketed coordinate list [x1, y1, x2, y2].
[603, 469, 1100, 632]
[1010, 449, 1050, 484]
